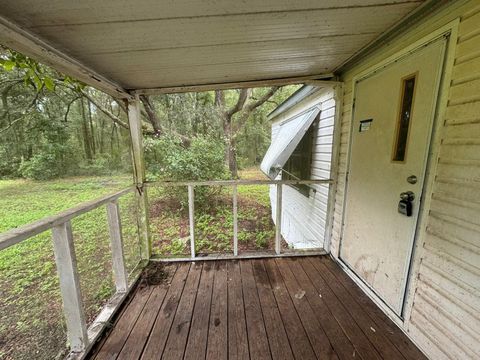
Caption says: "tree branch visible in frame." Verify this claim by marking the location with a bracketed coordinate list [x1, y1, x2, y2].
[232, 86, 279, 136]
[79, 89, 129, 130]
[0, 116, 28, 133]
[64, 96, 80, 122]
[244, 86, 279, 113]
[227, 88, 251, 117]
[139, 94, 162, 134]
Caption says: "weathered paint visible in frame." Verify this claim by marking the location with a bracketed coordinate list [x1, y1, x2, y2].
[269, 87, 336, 249]
[127, 98, 151, 260]
[331, 1, 480, 358]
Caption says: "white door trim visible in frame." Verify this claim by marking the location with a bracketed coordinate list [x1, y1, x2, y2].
[336, 19, 460, 325]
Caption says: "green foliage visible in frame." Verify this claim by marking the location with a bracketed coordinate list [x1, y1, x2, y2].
[0, 47, 84, 92]
[19, 146, 64, 180]
[145, 135, 228, 205]
[0, 48, 132, 181]
[0, 148, 22, 178]
[1, 46, 301, 183]
[164, 136, 227, 181]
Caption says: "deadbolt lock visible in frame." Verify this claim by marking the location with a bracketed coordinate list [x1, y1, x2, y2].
[407, 175, 417, 184]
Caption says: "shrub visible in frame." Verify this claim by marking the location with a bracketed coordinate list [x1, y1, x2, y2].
[0, 149, 21, 178]
[145, 135, 228, 206]
[19, 146, 65, 180]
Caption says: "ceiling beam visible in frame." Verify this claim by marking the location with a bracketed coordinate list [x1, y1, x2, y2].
[0, 14, 132, 100]
[132, 74, 337, 95]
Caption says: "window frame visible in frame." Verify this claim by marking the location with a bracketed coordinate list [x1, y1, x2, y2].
[281, 115, 318, 197]
[392, 72, 418, 163]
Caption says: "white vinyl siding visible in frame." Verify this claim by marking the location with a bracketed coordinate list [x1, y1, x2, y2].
[269, 88, 335, 249]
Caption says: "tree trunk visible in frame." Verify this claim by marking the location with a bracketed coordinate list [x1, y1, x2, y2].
[228, 139, 238, 178]
[79, 99, 93, 160]
[215, 87, 279, 178]
[87, 99, 96, 156]
[223, 115, 238, 178]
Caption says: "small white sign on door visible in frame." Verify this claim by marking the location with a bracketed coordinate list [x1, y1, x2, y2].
[359, 119, 373, 132]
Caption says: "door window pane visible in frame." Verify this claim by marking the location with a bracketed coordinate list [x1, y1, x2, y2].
[393, 75, 416, 162]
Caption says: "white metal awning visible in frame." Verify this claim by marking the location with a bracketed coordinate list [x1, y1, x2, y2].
[0, 1, 433, 98]
[261, 107, 320, 179]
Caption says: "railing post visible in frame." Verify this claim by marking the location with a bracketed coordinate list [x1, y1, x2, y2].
[275, 183, 282, 255]
[188, 185, 195, 258]
[127, 96, 151, 260]
[51, 221, 88, 352]
[232, 184, 238, 256]
[106, 200, 128, 293]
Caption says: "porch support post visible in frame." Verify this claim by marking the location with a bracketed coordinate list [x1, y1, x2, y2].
[127, 96, 151, 260]
[275, 184, 282, 255]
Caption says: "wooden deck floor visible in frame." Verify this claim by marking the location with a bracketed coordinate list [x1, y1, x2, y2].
[88, 256, 427, 360]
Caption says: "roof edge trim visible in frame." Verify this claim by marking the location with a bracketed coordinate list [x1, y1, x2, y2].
[132, 74, 337, 95]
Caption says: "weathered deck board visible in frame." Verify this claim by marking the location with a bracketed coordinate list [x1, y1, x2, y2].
[308, 257, 406, 359]
[275, 258, 339, 360]
[162, 262, 202, 360]
[116, 264, 177, 360]
[184, 261, 215, 360]
[226, 260, 249, 360]
[317, 256, 428, 360]
[140, 262, 190, 359]
[299, 257, 384, 360]
[252, 259, 294, 360]
[240, 259, 272, 359]
[88, 256, 427, 360]
[264, 258, 317, 360]
[285, 258, 357, 359]
[206, 261, 228, 360]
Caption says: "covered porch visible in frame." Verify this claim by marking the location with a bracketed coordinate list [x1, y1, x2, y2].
[1, 1, 479, 359]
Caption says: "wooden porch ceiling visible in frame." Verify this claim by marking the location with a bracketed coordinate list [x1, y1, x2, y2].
[88, 256, 427, 359]
[0, 1, 431, 97]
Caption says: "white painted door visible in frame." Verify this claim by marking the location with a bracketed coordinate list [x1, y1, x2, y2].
[340, 38, 446, 315]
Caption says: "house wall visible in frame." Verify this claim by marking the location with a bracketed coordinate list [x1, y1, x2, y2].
[330, 1, 480, 358]
[270, 87, 336, 249]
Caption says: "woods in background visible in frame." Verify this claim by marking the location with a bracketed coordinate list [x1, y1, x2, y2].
[0, 48, 299, 180]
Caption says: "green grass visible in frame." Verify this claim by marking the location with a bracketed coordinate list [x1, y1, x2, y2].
[0, 168, 275, 359]
[0, 175, 137, 360]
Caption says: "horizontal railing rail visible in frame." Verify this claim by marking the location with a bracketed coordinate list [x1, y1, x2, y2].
[146, 178, 332, 187]
[0, 187, 133, 251]
[148, 178, 332, 258]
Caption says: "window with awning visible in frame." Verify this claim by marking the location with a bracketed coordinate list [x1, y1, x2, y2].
[260, 107, 320, 179]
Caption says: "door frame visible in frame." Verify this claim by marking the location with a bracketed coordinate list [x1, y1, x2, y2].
[336, 20, 459, 324]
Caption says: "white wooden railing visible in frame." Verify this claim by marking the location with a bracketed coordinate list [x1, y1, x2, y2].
[147, 178, 332, 258]
[0, 178, 331, 358]
[0, 187, 137, 357]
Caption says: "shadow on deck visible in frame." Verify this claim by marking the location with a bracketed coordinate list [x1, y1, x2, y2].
[88, 256, 426, 359]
